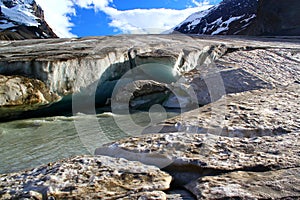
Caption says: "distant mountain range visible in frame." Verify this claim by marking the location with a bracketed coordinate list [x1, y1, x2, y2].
[173, 0, 300, 36]
[0, 0, 57, 40]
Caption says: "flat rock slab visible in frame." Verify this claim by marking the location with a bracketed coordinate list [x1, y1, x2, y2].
[0, 155, 172, 199]
[188, 167, 300, 199]
[145, 84, 300, 137]
[96, 132, 300, 185]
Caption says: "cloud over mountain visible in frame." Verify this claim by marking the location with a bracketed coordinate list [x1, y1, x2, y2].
[35, 0, 212, 37]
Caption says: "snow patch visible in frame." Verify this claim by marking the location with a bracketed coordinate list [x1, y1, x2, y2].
[0, 19, 15, 29]
[211, 15, 244, 35]
[240, 14, 256, 23]
[175, 7, 212, 31]
[0, 0, 39, 29]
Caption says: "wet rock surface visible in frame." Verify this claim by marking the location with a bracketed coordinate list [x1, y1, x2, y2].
[0, 155, 172, 199]
[0, 74, 60, 119]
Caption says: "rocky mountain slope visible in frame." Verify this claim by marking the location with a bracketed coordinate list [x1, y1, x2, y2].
[173, 0, 300, 36]
[0, 0, 57, 40]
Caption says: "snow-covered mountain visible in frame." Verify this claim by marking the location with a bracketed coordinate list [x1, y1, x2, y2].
[0, 0, 57, 40]
[173, 0, 300, 36]
[173, 0, 258, 35]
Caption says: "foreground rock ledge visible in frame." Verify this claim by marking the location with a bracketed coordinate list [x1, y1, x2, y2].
[187, 167, 300, 199]
[0, 155, 172, 199]
[96, 132, 300, 186]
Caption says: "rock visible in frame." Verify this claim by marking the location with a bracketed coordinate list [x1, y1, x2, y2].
[166, 189, 196, 200]
[112, 80, 169, 110]
[0, 74, 60, 119]
[217, 48, 300, 87]
[246, 0, 300, 36]
[125, 191, 167, 200]
[163, 82, 199, 109]
[174, 47, 299, 107]
[187, 167, 300, 199]
[95, 132, 300, 186]
[144, 85, 300, 137]
[0, 155, 172, 199]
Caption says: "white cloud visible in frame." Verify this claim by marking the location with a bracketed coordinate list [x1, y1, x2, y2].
[191, 0, 210, 7]
[72, 0, 112, 10]
[103, 6, 211, 34]
[36, 0, 212, 37]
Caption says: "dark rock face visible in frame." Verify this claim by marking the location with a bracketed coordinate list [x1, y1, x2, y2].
[0, 0, 57, 40]
[174, 0, 300, 36]
[246, 0, 300, 36]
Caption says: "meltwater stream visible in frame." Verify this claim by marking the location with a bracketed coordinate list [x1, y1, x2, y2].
[0, 110, 179, 174]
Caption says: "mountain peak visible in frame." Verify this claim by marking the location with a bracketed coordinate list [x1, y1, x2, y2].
[0, 0, 57, 40]
[173, 0, 300, 36]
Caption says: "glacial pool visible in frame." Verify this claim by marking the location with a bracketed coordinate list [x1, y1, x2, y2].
[0, 110, 179, 174]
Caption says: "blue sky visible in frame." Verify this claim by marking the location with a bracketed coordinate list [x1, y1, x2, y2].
[36, 0, 221, 37]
